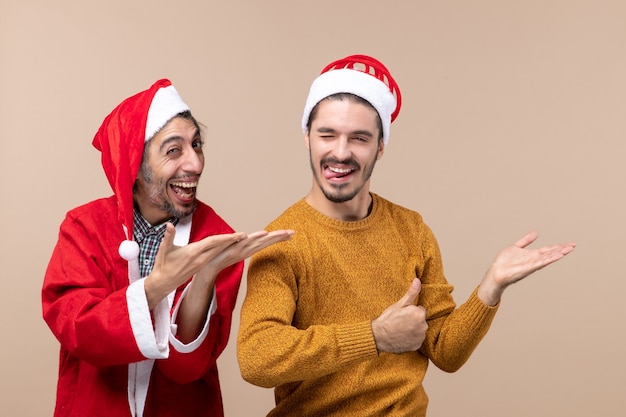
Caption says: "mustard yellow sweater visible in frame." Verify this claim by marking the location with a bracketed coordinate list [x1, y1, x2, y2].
[238, 193, 498, 416]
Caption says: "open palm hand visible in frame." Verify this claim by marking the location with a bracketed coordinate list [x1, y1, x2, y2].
[478, 231, 576, 305]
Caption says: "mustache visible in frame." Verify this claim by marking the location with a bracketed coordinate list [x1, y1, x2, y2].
[168, 174, 201, 182]
[321, 157, 360, 170]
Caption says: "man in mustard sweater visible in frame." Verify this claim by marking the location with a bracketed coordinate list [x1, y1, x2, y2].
[237, 54, 576, 416]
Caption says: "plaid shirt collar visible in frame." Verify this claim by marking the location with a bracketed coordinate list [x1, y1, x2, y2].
[133, 209, 180, 278]
[133, 209, 179, 244]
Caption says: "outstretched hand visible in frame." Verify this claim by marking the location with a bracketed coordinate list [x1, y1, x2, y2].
[145, 224, 294, 309]
[168, 227, 294, 341]
[194, 229, 296, 283]
[477, 231, 576, 306]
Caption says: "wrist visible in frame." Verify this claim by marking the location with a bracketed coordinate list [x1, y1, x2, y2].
[144, 271, 171, 309]
[477, 272, 505, 306]
[370, 319, 388, 353]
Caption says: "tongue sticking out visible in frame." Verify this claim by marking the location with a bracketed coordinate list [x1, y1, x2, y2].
[324, 166, 354, 180]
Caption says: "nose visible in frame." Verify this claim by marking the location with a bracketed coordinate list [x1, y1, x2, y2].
[182, 147, 204, 174]
[331, 136, 352, 161]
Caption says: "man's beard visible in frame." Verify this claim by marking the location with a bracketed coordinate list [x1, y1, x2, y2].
[309, 152, 377, 203]
[138, 162, 197, 219]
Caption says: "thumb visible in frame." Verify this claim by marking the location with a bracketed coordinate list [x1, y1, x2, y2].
[514, 230, 539, 249]
[397, 278, 421, 307]
[159, 222, 177, 251]
[152, 222, 177, 271]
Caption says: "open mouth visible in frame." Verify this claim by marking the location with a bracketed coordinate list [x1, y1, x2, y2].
[324, 165, 356, 181]
[169, 180, 198, 202]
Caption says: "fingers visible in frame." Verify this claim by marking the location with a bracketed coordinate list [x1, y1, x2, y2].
[514, 230, 539, 248]
[513, 232, 576, 255]
[371, 278, 427, 353]
[239, 229, 295, 248]
[154, 223, 178, 263]
[538, 242, 576, 256]
[561, 242, 576, 255]
[247, 229, 295, 240]
[537, 242, 576, 268]
[232, 229, 295, 258]
[161, 222, 177, 248]
[269, 229, 296, 238]
[196, 232, 247, 253]
[397, 278, 421, 308]
[193, 229, 295, 274]
[244, 230, 270, 238]
[557, 241, 577, 254]
[262, 229, 296, 245]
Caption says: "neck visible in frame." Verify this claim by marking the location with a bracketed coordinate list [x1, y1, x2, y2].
[305, 188, 373, 222]
[133, 197, 175, 226]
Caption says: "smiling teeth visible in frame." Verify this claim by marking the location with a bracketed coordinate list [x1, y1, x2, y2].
[329, 167, 352, 174]
[171, 181, 198, 188]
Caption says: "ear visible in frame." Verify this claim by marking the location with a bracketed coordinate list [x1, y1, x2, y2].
[304, 131, 311, 150]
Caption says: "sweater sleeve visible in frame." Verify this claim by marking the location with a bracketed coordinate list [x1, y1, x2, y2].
[237, 244, 379, 388]
[417, 225, 499, 372]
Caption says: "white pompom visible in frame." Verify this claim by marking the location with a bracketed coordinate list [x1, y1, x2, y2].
[118, 240, 140, 261]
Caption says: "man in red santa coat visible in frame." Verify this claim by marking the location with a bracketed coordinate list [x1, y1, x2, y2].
[42, 79, 293, 417]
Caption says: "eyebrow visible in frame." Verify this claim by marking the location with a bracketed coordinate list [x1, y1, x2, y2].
[159, 136, 184, 152]
[158, 129, 201, 152]
[316, 127, 374, 137]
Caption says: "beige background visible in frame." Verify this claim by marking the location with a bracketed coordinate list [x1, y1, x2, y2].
[2, 1, 625, 416]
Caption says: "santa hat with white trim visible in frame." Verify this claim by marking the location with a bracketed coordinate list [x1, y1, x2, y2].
[301, 54, 402, 145]
[92, 79, 189, 281]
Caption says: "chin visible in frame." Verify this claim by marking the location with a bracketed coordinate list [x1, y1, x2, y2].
[324, 190, 358, 204]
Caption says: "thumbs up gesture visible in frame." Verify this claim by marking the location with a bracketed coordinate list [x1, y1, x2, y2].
[371, 278, 428, 354]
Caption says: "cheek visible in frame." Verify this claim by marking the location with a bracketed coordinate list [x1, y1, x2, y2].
[154, 160, 178, 179]
[309, 140, 333, 156]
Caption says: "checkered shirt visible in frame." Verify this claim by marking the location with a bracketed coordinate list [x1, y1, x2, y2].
[133, 209, 179, 278]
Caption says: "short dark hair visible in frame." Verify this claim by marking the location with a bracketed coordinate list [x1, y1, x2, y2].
[306, 93, 384, 143]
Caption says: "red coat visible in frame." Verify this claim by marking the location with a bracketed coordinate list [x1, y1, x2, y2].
[42, 196, 243, 417]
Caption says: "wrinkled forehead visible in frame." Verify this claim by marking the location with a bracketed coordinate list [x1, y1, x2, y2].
[144, 113, 201, 152]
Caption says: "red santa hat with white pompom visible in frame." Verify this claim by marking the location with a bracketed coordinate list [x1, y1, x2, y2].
[301, 54, 402, 145]
[92, 79, 189, 283]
